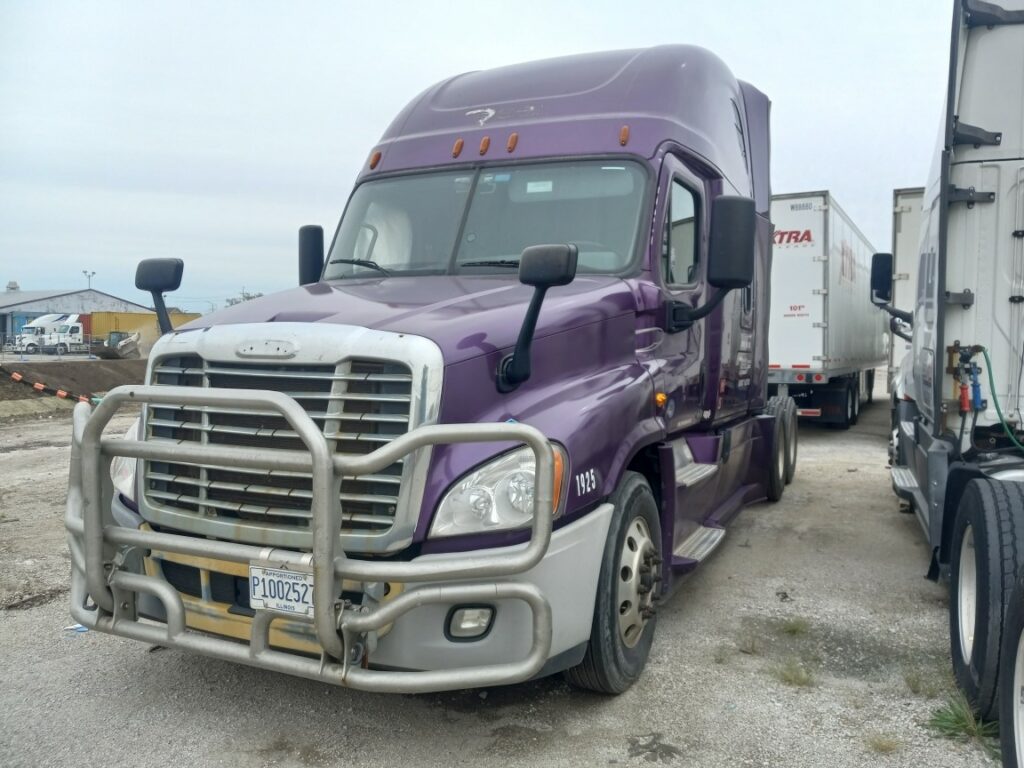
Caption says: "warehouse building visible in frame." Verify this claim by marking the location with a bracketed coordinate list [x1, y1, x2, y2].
[0, 282, 152, 337]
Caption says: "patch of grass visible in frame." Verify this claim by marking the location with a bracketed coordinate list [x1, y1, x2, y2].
[772, 657, 815, 688]
[736, 631, 762, 656]
[778, 616, 811, 637]
[865, 734, 901, 755]
[928, 692, 998, 756]
[903, 668, 944, 699]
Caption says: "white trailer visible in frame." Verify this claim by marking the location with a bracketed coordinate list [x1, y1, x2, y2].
[887, 187, 924, 393]
[767, 191, 888, 428]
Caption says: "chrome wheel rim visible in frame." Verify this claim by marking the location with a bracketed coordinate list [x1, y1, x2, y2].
[617, 517, 657, 648]
[958, 525, 978, 663]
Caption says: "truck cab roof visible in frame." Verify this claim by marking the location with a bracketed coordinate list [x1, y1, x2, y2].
[363, 45, 769, 214]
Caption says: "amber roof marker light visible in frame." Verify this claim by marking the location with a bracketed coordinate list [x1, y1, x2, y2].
[479, 136, 491, 155]
[506, 132, 518, 153]
[619, 125, 630, 146]
[369, 150, 382, 170]
[452, 138, 464, 158]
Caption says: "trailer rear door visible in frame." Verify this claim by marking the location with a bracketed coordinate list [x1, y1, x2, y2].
[769, 194, 826, 371]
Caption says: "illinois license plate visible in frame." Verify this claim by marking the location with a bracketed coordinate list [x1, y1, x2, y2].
[248, 565, 315, 617]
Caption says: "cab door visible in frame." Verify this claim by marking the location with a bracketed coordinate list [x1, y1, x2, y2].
[648, 155, 708, 434]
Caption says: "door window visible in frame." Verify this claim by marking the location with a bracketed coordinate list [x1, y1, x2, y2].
[663, 181, 699, 286]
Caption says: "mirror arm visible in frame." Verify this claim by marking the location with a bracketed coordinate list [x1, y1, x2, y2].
[667, 288, 728, 333]
[889, 316, 912, 343]
[879, 301, 913, 326]
[497, 286, 548, 392]
[148, 291, 173, 335]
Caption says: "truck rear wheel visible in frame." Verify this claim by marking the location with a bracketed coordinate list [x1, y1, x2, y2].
[949, 479, 1024, 720]
[866, 369, 875, 404]
[564, 471, 661, 694]
[783, 398, 798, 485]
[998, 568, 1024, 767]
[829, 381, 855, 431]
[849, 381, 860, 426]
[766, 406, 786, 502]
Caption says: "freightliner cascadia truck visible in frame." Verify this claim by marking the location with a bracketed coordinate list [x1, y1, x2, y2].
[868, 1, 1024, 757]
[65, 45, 798, 694]
[767, 191, 887, 429]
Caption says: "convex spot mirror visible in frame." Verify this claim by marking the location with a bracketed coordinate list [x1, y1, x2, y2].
[708, 195, 755, 289]
[518, 243, 578, 287]
[135, 258, 183, 294]
[870, 252, 894, 305]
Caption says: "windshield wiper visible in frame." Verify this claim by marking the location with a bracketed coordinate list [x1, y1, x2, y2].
[459, 259, 520, 268]
[328, 258, 390, 276]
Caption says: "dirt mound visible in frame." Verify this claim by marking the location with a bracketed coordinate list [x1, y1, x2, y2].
[0, 359, 147, 401]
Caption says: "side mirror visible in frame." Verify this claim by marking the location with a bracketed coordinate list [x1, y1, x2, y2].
[518, 243, 578, 288]
[299, 225, 325, 286]
[870, 252, 894, 305]
[496, 244, 578, 392]
[135, 258, 184, 335]
[708, 195, 755, 289]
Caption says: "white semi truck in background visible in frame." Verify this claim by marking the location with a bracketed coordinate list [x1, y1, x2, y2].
[13, 314, 67, 354]
[887, 187, 924, 395]
[869, 2, 1024, 763]
[768, 191, 887, 429]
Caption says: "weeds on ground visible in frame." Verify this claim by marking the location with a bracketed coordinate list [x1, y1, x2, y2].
[865, 734, 901, 755]
[736, 631, 762, 656]
[928, 692, 998, 757]
[777, 617, 811, 637]
[903, 668, 944, 699]
[772, 657, 815, 687]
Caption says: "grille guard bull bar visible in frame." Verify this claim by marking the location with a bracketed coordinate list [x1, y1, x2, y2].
[65, 385, 554, 693]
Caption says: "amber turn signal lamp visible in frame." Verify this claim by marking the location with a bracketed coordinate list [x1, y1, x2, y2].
[452, 138, 464, 158]
[369, 150, 382, 170]
[552, 448, 564, 512]
[506, 132, 518, 152]
[655, 392, 668, 408]
[479, 136, 491, 155]
[619, 125, 630, 146]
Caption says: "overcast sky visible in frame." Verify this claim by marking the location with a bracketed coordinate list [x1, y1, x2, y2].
[0, 0, 951, 313]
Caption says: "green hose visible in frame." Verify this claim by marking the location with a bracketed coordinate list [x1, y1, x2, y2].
[980, 347, 1024, 452]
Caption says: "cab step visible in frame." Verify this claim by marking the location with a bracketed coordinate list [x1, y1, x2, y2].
[891, 466, 919, 499]
[673, 525, 726, 563]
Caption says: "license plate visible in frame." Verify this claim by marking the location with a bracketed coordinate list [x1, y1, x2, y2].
[248, 565, 315, 617]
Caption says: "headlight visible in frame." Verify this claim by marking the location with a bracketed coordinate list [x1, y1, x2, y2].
[429, 444, 566, 538]
[110, 417, 141, 503]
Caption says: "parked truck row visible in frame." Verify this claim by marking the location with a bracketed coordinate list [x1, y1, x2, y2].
[7, 310, 199, 357]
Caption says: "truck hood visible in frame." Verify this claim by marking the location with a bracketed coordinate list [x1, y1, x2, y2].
[183, 275, 639, 365]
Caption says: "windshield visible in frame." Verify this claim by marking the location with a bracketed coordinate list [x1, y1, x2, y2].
[324, 160, 647, 279]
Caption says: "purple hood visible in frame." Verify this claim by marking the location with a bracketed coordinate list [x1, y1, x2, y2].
[183, 275, 639, 364]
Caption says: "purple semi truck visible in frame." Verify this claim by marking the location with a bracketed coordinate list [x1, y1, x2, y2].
[65, 45, 798, 694]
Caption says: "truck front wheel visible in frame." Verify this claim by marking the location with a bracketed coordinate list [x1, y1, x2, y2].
[565, 471, 662, 694]
[949, 479, 1024, 720]
[998, 568, 1024, 767]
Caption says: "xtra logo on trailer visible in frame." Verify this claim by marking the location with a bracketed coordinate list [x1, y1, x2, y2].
[774, 229, 813, 245]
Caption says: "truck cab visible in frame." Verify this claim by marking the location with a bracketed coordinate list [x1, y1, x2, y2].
[870, 0, 1024, 736]
[66, 45, 796, 694]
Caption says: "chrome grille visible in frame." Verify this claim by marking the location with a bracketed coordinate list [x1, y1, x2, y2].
[145, 354, 412, 536]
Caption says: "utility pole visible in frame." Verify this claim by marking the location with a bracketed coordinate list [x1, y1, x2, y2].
[82, 270, 96, 289]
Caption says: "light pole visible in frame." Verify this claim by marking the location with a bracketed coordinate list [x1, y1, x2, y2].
[82, 270, 96, 289]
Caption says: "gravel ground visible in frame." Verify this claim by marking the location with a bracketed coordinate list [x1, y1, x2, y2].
[0, 392, 996, 767]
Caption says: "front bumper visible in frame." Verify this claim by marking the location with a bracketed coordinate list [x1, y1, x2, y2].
[65, 384, 584, 693]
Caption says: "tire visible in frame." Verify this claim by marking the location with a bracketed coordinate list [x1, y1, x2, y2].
[57, 344, 67, 355]
[26, 345, 37, 355]
[866, 369, 875, 404]
[830, 381, 854, 431]
[850, 381, 860, 426]
[783, 398, 798, 485]
[998, 568, 1024, 767]
[766, 406, 785, 502]
[565, 472, 662, 694]
[949, 479, 1024, 720]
